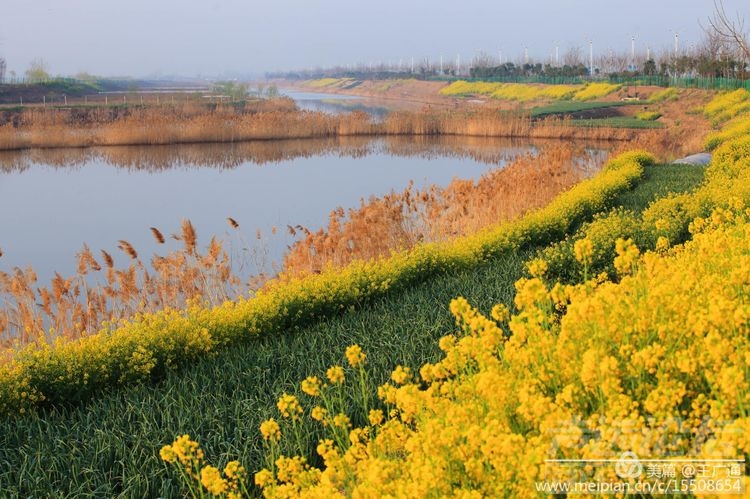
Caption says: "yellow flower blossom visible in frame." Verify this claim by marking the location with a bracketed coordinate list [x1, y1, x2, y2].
[573, 238, 594, 266]
[345, 344, 366, 368]
[260, 418, 281, 442]
[332, 413, 351, 429]
[326, 365, 345, 385]
[301, 376, 321, 397]
[277, 393, 303, 420]
[200, 465, 228, 495]
[368, 409, 384, 426]
[391, 365, 411, 385]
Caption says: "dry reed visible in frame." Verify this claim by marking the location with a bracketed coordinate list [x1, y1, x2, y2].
[0, 104, 649, 152]
[282, 143, 594, 275]
[0, 222, 245, 352]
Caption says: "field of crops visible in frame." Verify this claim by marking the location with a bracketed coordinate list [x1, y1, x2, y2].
[440, 80, 622, 102]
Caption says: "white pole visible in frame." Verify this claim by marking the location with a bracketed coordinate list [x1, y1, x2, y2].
[457, 54, 460, 75]
[589, 41, 594, 76]
[440, 55, 443, 74]
[411, 57, 414, 73]
[524, 46, 528, 64]
[555, 45, 559, 66]
[631, 36, 635, 60]
[647, 46, 651, 60]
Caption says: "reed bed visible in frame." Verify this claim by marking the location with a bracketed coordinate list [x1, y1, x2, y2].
[0, 104, 649, 152]
[0, 219, 248, 353]
[282, 144, 594, 275]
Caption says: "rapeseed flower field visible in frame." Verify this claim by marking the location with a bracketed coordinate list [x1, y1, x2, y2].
[159, 90, 750, 497]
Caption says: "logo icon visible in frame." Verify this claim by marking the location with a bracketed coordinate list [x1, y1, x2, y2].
[615, 451, 643, 479]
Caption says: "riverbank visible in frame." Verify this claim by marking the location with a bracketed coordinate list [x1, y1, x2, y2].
[0, 100, 652, 151]
[3, 88, 748, 497]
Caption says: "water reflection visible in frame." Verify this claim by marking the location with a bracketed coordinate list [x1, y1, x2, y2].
[0, 135, 607, 173]
[0, 136, 608, 290]
[281, 90, 390, 118]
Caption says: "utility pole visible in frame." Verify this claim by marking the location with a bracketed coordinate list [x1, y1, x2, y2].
[589, 40, 594, 76]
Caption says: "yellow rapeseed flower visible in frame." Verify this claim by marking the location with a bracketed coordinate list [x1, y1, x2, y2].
[391, 365, 412, 385]
[277, 393, 303, 420]
[311, 406, 328, 423]
[254, 468, 275, 488]
[368, 409, 384, 426]
[573, 238, 594, 265]
[200, 465, 228, 495]
[260, 418, 281, 442]
[326, 365, 345, 385]
[333, 413, 351, 429]
[159, 445, 176, 464]
[301, 376, 321, 397]
[345, 345, 366, 368]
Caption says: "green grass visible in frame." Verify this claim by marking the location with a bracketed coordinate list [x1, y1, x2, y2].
[0, 249, 533, 498]
[611, 163, 706, 213]
[0, 160, 705, 497]
[569, 117, 665, 129]
[530, 100, 633, 117]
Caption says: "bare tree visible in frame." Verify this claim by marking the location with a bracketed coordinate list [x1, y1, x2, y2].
[563, 46, 584, 67]
[471, 51, 495, 69]
[706, 0, 750, 60]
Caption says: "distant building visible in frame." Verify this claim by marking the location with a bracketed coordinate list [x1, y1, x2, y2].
[0, 58, 5, 83]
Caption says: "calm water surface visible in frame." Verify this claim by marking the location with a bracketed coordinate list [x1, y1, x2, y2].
[281, 90, 385, 116]
[0, 136, 601, 285]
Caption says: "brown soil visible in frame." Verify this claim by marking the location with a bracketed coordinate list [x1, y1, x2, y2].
[274, 78, 459, 111]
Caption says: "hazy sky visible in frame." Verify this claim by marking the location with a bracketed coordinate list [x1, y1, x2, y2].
[0, 0, 744, 78]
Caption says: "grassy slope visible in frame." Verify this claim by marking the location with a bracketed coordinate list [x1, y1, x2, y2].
[530, 100, 632, 117]
[0, 163, 705, 497]
[569, 117, 665, 129]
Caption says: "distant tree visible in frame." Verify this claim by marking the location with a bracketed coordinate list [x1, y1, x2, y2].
[265, 84, 279, 98]
[706, 0, 750, 61]
[25, 58, 50, 82]
[215, 81, 248, 101]
[643, 59, 658, 76]
[563, 46, 584, 67]
[75, 71, 97, 82]
[471, 51, 495, 69]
